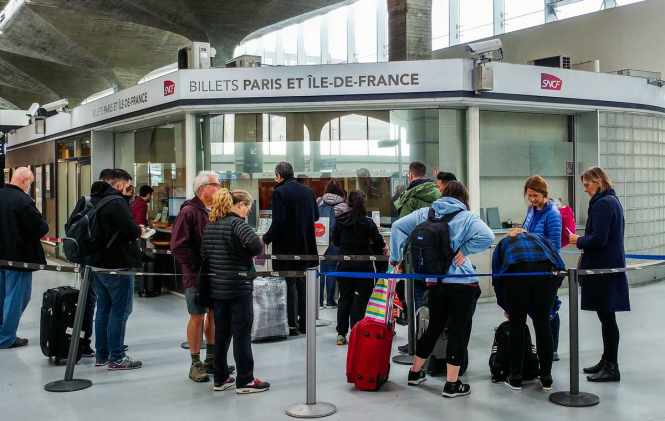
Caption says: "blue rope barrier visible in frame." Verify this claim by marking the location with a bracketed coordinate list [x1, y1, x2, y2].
[321, 271, 560, 279]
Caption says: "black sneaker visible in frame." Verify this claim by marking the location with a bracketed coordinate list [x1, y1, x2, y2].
[210, 376, 235, 392]
[8, 338, 28, 348]
[442, 380, 471, 398]
[553, 352, 560, 362]
[540, 375, 553, 391]
[408, 369, 426, 386]
[398, 344, 409, 354]
[80, 345, 95, 358]
[237, 378, 270, 394]
[504, 376, 522, 391]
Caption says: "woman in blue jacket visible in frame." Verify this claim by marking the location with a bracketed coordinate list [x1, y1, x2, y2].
[509, 175, 563, 360]
[391, 181, 494, 398]
[569, 167, 629, 383]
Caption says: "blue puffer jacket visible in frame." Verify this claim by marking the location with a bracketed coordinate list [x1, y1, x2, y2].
[523, 199, 562, 251]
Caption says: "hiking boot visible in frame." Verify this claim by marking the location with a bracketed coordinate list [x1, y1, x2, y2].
[336, 335, 347, 346]
[583, 359, 605, 374]
[504, 376, 522, 391]
[210, 376, 235, 392]
[108, 356, 142, 371]
[587, 362, 620, 383]
[408, 369, 426, 386]
[442, 380, 471, 398]
[540, 375, 553, 391]
[8, 338, 28, 348]
[237, 378, 270, 394]
[189, 362, 210, 382]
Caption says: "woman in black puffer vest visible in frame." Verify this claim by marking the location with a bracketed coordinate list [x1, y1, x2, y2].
[202, 189, 270, 395]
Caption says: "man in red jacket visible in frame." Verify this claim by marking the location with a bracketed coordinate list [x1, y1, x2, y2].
[171, 171, 228, 382]
[130, 185, 153, 226]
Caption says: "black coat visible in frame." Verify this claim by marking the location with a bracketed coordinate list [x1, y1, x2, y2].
[263, 178, 319, 271]
[202, 214, 264, 300]
[577, 189, 630, 312]
[332, 212, 386, 273]
[0, 184, 49, 270]
[88, 182, 141, 269]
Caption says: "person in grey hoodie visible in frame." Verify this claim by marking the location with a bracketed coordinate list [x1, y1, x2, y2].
[316, 179, 350, 308]
[391, 181, 494, 398]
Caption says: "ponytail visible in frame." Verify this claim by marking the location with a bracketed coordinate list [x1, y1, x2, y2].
[209, 188, 254, 222]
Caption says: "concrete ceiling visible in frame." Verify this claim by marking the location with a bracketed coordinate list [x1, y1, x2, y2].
[0, 0, 343, 109]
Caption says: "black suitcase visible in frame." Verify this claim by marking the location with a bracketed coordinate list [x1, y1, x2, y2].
[40, 286, 82, 365]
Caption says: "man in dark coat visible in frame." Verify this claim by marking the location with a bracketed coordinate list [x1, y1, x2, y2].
[171, 171, 224, 382]
[263, 162, 319, 335]
[0, 167, 49, 349]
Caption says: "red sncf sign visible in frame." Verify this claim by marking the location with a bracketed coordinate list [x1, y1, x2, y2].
[541, 73, 562, 91]
[163, 80, 176, 96]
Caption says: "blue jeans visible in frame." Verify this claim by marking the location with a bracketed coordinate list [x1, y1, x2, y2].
[0, 270, 32, 348]
[320, 275, 337, 306]
[93, 272, 132, 362]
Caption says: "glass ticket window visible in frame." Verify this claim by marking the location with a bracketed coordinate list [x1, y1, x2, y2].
[114, 122, 186, 226]
[198, 109, 460, 230]
[56, 134, 92, 240]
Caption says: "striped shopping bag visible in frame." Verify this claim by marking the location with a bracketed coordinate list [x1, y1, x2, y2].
[364, 268, 397, 326]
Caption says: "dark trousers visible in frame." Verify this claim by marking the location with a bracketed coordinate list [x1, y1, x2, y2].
[597, 311, 619, 364]
[320, 275, 337, 306]
[286, 277, 306, 332]
[336, 277, 374, 336]
[551, 313, 560, 353]
[213, 295, 254, 386]
[503, 261, 558, 379]
[83, 286, 96, 344]
[415, 283, 480, 366]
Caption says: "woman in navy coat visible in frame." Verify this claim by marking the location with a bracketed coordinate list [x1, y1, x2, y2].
[569, 167, 629, 383]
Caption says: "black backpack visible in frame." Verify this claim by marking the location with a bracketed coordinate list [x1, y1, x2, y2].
[489, 321, 540, 382]
[62, 196, 121, 264]
[405, 208, 462, 277]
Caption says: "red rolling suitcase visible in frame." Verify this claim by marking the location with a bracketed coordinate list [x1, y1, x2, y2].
[346, 318, 394, 391]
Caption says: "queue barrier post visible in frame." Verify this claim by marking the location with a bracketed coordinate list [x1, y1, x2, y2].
[550, 268, 599, 407]
[44, 265, 94, 392]
[315, 271, 332, 328]
[285, 269, 337, 419]
[392, 277, 415, 365]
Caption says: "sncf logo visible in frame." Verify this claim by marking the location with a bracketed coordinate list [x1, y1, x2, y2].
[163, 80, 176, 96]
[541, 73, 562, 91]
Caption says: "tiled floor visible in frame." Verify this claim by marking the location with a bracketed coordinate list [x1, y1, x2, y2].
[1, 270, 664, 421]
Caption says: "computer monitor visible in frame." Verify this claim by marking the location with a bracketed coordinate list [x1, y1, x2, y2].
[486, 207, 501, 230]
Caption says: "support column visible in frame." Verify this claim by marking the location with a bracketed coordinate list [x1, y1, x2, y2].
[449, 0, 460, 46]
[185, 113, 198, 198]
[545, 0, 557, 23]
[466, 107, 480, 214]
[493, 0, 505, 35]
[388, 0, 432, 61]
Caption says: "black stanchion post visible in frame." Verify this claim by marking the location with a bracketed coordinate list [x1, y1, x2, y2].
[285, 269, 337, 419]
[393, 278, 415, 365]
[550, 268, 599, 407]
[44, 266, 93, 392]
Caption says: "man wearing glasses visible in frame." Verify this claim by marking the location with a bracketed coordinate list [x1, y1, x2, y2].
[171, 171, 234, 382]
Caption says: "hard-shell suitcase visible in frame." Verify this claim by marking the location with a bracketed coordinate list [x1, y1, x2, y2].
[251, 277, 289, 342]
[40, 286, 82, 365]
[346, 318, 394, 391]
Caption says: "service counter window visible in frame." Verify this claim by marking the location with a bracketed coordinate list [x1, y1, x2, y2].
[479, 111, 574, 230]
[198, 109, 463, 231]
[114, 122, 186, 239]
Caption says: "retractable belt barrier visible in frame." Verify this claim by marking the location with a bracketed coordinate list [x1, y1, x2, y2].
[2, 254, 665, 415]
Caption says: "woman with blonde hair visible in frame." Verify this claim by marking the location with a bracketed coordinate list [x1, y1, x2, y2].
[202, 189, 270, 394]
[569, 167, 629, 382]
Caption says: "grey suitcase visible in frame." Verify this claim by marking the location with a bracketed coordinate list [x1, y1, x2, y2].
[252, 277, 289, 342]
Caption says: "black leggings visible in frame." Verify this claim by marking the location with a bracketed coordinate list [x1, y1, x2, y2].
[503, 262, 559, 379]
[415, 283, 480, 366]
[598, 311, 619, 364]
[336, 277, 374, 336]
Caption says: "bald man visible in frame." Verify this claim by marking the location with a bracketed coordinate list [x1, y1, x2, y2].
[0, 167, 49, 348]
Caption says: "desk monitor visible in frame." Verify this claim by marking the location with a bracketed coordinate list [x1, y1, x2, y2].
[486, 207, 501, 230]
